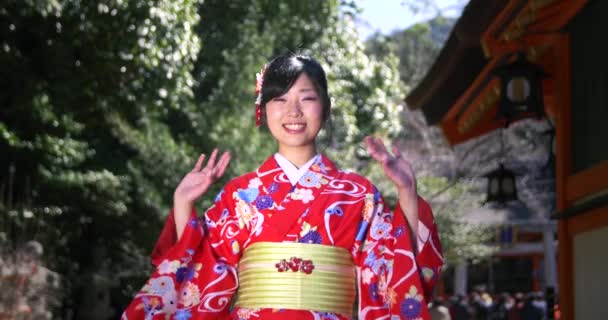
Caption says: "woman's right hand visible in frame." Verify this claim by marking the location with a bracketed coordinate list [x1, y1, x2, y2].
[174, 148, 231, 207]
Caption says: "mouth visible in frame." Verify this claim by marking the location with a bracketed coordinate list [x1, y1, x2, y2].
[283, 123, 306, 133]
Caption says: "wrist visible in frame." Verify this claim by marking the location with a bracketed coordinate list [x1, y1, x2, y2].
[173, 197, 194, 213]
[397, 187, 417, 200]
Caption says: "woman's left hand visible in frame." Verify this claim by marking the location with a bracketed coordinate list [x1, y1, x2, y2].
[363, 136, 416, 195]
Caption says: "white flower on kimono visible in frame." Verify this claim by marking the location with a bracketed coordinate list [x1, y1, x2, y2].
[178, 282, 201, 307]
[291, 188, 315, 203]
[299, 221, 317, 237]
[370, 222, 392, 240]
[299, 172, 327, 188]
[157, 259, 180, 275]
[248, 177, 263, 189]
[361, 267, 374, 284]
[146, 276, 174, 296]
[235, 199, 256, 229]
[236, 308, 259, 319]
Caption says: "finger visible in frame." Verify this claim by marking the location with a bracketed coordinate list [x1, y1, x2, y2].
[215, 152, 231, 177]
[364, 136, 383, 155]
[392, 144, 401, 158]
[366, 137, 390, 162]
[204, 148, 219, 170]
[192, 154, 206, 172]
[374, 137, 389, 153]
[364, 137, 383, 161]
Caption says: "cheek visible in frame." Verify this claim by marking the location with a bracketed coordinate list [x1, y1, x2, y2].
[308, 104, 324, 122]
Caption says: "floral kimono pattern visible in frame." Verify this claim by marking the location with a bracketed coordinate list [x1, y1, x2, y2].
[122, 155, 443, 320]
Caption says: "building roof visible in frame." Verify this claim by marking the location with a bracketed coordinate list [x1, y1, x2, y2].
[405, 0, 509, 125]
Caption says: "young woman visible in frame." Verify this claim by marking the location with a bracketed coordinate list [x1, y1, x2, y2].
[122, 53, 443, 320]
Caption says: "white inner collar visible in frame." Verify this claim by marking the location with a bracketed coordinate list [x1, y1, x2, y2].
[274, 153, 320, 186]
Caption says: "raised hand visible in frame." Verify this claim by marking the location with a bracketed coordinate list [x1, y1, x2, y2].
[173, 149, 230, 239]
[363, 136, 416, 194]
[174, 149, 231, 207]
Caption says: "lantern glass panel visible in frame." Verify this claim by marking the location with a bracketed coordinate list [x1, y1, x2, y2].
[502, 177, 515, 195]
[506, 76, 531, 104]
[490, 178, 500, 195]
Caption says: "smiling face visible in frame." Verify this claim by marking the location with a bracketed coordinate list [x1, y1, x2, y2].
[265, 73, 324, 154]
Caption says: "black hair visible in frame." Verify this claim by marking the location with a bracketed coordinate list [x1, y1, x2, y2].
[259, 53, 331, 124]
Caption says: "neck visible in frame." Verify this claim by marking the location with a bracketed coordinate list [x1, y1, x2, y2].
[277, 144, 317, 168]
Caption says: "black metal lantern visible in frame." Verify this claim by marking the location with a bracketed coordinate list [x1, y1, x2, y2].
[493, 52, 546, 126]
[484, 163, 518, 205]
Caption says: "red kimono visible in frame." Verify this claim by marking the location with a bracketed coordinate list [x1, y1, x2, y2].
[122, 155, 443, 320]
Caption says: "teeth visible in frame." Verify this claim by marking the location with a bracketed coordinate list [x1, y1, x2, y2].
[284, 124, 305, 130]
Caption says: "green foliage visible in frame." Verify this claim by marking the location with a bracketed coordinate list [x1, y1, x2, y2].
[365, 16, 455, 88]
[1, 0, 202, 314]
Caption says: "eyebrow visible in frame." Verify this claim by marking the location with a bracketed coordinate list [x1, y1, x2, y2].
[299, 88, 316, 93]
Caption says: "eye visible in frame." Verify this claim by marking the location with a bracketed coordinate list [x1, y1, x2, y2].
[272, 97, 286, 102]
[303, 96, 318, 101]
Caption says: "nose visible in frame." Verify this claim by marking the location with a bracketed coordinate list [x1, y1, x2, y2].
[286, 99, 303, 116]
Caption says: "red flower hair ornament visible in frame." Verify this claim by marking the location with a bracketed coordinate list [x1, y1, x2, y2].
[255, 64, 267, 127]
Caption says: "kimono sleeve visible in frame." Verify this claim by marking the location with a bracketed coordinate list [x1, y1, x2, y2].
[355, 187, 443, 320]
[122, 185, 242, 319]
[409, 197, 444, 301]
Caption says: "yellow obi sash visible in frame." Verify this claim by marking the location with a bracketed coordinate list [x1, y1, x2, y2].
[234, 242, 356, 315]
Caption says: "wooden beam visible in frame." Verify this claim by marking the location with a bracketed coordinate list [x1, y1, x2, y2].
[554, 34, 573, 320]
[482, 0, 587, 58]
[567, 161, 608, 203]
[482, 0, 527, 58]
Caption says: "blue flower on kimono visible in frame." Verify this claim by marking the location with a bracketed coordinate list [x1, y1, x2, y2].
[237, 188, 259, 203]
[316, 311, 339, 320]
[393, 225, 405, 238]
[325, 206, 344, 216]
[299, 230, 322, 244]
[369, 283, 379, 301]
[213, 263, 227, 274]
[364, 251, 378, 268]
[268, 182, 279, 193]
[255, 195, 274, 211]
[188, 217, 199, 228]
[371, 258, 388, 274]
[175, 309, 192, 320]
[299, 172, 321, 188]
[176, 267, 196, 283]
[370, 222, 392, 240]
[400, 297, 422, 318]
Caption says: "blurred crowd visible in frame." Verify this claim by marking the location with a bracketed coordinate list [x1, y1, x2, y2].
[429, 290, 559, 320]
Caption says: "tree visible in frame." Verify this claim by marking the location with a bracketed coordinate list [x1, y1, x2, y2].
[365, 16, 456, 89]
[1, 0, 202, 315]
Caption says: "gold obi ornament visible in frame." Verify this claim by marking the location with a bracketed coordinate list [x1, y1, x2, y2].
[235, 242, 356, 315]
